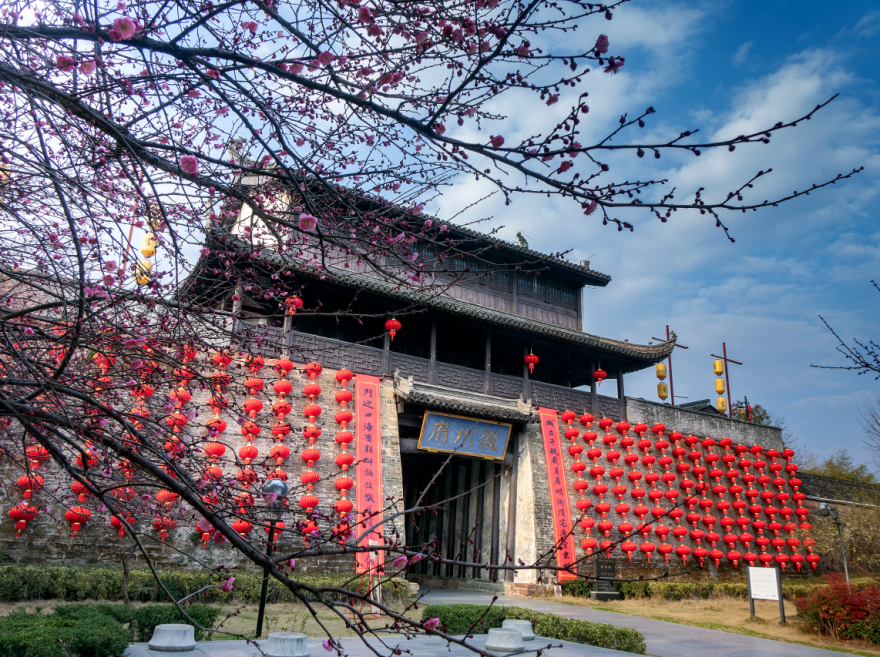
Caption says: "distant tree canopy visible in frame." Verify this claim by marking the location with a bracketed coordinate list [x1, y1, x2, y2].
[802, 448, 878, 484]
[732, 400, 773, 425]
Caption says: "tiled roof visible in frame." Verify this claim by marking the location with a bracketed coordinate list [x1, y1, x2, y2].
[184, 228, 676, 367]
[394, 374, 536, 423]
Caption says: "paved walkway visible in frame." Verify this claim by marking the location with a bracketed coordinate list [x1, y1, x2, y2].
[419, 588, 844, 657]
[126, 634, 632, 656]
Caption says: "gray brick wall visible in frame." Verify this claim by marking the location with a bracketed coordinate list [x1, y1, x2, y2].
[626, 397, 784, 451]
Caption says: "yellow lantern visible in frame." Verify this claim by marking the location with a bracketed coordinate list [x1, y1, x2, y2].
[716, 396, 728, 413]
[713, 359, 724, 376]
[657, 382, 668, 401]
[140, 233, 158, 258]
[656, 363, 667, 380]
[134, 260, 153, 285]
[715, 377, 725, 395]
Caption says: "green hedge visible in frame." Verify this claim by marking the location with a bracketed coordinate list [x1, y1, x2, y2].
[0, 564, 409, 607]
[0, 606, 130, 657]
[615, 579, 868, 602]
[420, 604, 646, 654]
[56, 603, 221, 641]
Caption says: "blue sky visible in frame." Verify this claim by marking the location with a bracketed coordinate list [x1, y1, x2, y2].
[438, 1, 880, 470]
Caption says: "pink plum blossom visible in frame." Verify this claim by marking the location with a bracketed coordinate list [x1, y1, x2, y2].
[322, 639, 332, 651]
[392, 555, 408, 568]
[23, 327, 34, 336]
[358, 6, 372, 23]
[102, 274, 115, 287]
[490, 135, 504, 148]
[584, 200, 598, 215]
[604, 57, 623, 74]
[79, 60, 96, 75]
[410, 553, 424, 564]
[196, 518, 212, 533]
[56, 55, 76, 72]
[213, 531, 228, 544]
[188, 89, 201, 98]
[423, 617, 440, 631]
[287, 558, 296, 568]
[221, 576, 235, 591]
[109, 16, 137, 41]
[104, 260, 117, 272]
[595, 34, 609, 54]
[318, 51, 335, 66]
[180, 155, 199, 175]
[298, 213, 318, 232]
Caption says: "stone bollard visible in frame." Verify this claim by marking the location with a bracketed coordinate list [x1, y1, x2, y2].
[502, 620, 534, 641]
[264, 632, 310, 657]
[484, 628, 524, 654]
[147, 624, 196, 652]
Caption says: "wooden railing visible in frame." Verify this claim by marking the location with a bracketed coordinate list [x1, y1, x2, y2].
[233, 321, 625, 419]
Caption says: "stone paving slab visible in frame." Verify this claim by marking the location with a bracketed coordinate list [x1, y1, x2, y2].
[126, 635, 636, 657]
[418, 588, 844, 657]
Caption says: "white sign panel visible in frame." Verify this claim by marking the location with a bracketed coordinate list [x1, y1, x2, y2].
[748, 566, 779, 601]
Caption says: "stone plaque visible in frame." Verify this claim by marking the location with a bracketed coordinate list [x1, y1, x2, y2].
[417, 411, 512, 460]
[590, 557, 621, 601]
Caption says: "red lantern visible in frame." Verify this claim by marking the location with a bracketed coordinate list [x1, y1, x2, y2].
[335, 476, 354, 492]
[335, 389, 353, 406]
[26, 445, 50, 470]
[166, 411, 188, 433]
[336, 452, 354, 469]
[285, 295, 303, 315]
[304, 404, 322, 422]
[110, 514, 135, 539]
[171, 388, 191, 407]
[17, 473, 43, 499]
[270, 444, 290, 465]
[246, 354, 265, 373]
[273, 400, 292, 419]
[302, 448, 322, 465]
[245, 377, 264, 394]
[271, 422, 291, 440]
[299, 494, 319, 510]
[273, 379, 293, 398]
[206, 417, 227, 434]
[593, 368, 607, 386]
[336, 368, 353, 387]
[65, 506, 91, 537]
[9, 503, 37, 537]
[305, 362, 323, 380]
[335, 499, 354, 515]
[212, 351, 232, 369]
[204, 442, 226, 460]
[71, 481, 90, 503]
[152, 516, 177, 542]
[232, 518, 254, 537]
[239, 444, 259, 464]
[524, 351, 539, 374]
[303, 383, 322, 400]
[241, 421, 261, 440]
[385, 318, 401, 340]
[243, 398, 263, 418]
[335, 430, 354, 445]
[274, 357, 294, 378]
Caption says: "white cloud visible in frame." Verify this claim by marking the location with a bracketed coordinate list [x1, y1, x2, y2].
[855, 11, 880, 38]
[733, 41, 753, 66]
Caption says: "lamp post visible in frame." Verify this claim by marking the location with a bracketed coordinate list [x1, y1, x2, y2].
[818, 502, 850, 586]
[256, 478, 288, 637]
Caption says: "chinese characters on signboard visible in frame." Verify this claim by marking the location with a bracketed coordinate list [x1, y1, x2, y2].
[355, 375, 384, 574]
[538, 407, 578, 581]
[417, 412, 512, 460]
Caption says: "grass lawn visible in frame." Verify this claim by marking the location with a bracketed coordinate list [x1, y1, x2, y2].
[0, 598, 423, 641]
[549, 594, 880, 657]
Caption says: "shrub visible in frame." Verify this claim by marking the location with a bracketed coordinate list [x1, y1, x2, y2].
[420, 604, 646, 654]
[0, 564, 409, 608]
[794, 574, 880, 644]
[613, 579, 857, 602]
[560, 578, 592, 597]
[56, 603, 221, 641]
[0, 607, 130, 657]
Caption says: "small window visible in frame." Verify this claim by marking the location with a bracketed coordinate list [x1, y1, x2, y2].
[548, 278, 576, 305]
[496, 271, 510, 289]
[518, 273, 544, 295]
[452, 255, 468, 271]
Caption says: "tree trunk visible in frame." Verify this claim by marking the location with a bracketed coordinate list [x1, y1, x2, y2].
[121, 550, 131, 606]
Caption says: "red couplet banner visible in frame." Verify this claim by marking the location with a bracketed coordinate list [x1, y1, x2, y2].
[354, 375, 384, 574]
[538, 407, 578, 581]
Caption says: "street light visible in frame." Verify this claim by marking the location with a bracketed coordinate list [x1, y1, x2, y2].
[256, 478, 288, 638]
[818, 502, 850, 586]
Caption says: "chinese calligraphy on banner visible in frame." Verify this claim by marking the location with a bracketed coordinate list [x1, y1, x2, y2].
[355, 375, 384, 574]
[538, 407, 577, 581]
[417, 412, 512, 460]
